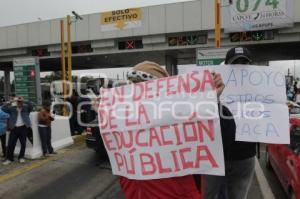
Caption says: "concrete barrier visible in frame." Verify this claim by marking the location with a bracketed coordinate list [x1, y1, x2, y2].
[13, 112, 73, 159]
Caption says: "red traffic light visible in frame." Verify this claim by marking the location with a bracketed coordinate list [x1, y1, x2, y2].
[30, 70, 36, 77]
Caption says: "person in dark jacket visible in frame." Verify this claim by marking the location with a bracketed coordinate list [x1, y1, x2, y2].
[117, 61, 234, 199]
[2, 96, 33, 165]
[68, 91, 80, 135]
[205, 46, 256, 199]
[38, 102, 55, 157]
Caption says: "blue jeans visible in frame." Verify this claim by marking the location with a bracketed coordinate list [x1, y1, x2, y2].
[0, 133, 6, 157]
[7, 126, 28, 161]
[38, 126, 53, 154]
[204, 157, 255, 199]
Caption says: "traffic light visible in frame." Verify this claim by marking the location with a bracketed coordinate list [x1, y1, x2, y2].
[30, 69, 36, 77]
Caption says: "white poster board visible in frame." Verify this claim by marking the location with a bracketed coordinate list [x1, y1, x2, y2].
[180, 65, 290, 144]
[99, 70, 225, 180]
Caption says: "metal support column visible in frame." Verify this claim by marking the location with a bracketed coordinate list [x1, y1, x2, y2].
[4, 68, 11, 101]
[165, 55, 178, 76]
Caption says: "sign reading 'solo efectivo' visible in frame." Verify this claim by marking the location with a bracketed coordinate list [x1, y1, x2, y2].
[101, 8, 142, 31]
[223, 0, 294, 33]
[13, 57, 42, 106]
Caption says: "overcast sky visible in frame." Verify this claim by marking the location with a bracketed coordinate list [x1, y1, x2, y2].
[0, 0, 193, 27]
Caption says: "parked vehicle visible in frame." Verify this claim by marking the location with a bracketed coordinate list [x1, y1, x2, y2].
[86, 78, 129, 95]
[266, 118, 300, 199]
[288, 101, 300, 119]
[84, 78, 128, 156]
[85, 118, 108, 158]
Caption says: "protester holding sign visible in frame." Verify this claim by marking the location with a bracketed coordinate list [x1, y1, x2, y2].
[205, 47, 256, 199]
[119, 61, 202, 199]
[98, 61, 234, 199]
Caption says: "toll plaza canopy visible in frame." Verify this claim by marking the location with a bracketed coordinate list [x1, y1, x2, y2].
[0, 0, 299, 73]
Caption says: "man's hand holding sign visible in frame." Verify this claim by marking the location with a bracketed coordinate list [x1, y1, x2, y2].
[212, 72, 225, 98]
[98, 68, 226, 180]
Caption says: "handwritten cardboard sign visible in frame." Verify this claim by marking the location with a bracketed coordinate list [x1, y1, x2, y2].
[180, 65, 290, 144]
[99, 70, 225, 180]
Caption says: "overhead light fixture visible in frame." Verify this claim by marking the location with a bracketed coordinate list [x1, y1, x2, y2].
[72, 11, 83, 21]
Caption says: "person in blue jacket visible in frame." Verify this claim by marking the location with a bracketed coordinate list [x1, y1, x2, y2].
[0, 103, 10, 158]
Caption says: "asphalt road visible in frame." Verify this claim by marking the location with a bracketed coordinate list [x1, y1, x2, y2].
[258, 144, 288, 199]
[0, 138, 124, 199]
[0, 138, 273, 199]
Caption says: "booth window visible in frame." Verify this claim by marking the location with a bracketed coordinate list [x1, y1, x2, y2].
[168, 34, 207, 46]
[118, 40, 143, 50]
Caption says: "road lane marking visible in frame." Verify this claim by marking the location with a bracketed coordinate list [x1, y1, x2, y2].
[0, 135, 86, 183]
[0, 149, 69, 183]
[255, 157, 275, 199]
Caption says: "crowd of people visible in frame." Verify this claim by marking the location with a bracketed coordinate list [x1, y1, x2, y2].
[0, 79, 100, 164]
[0, 46, 262, 199]
[0, 97, 56, 165]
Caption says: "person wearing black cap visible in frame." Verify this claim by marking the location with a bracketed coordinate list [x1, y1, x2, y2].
[205, 46, 255, 199]
[224, 46, 252, 65]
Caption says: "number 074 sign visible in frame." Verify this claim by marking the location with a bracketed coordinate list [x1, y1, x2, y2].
[223, 0, 294, 33]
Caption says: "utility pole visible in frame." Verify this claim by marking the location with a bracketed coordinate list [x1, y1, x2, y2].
[60, 20, 66, 93]
[67, 15, 73, 94]
[60, 19, 67, 116]
[215, 0, 221, 48]
[66, 12, 83, 95]
[59, 13, 82, 117]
